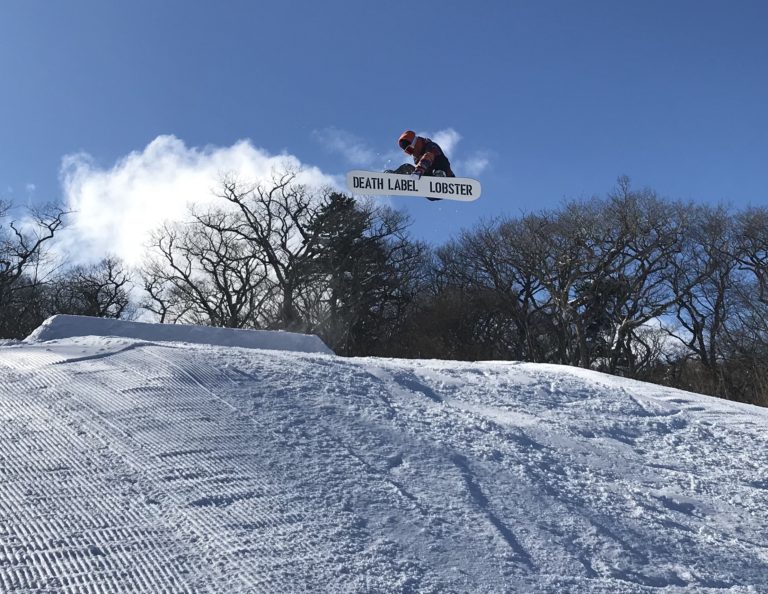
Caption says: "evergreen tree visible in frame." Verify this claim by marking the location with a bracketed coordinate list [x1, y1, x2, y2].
[307, 194, 423, 355]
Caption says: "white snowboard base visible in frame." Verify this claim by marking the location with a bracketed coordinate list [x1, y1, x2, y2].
[346, 170, 481, 201]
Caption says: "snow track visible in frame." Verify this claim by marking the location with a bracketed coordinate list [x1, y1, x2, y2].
[1, 334, 768, 593]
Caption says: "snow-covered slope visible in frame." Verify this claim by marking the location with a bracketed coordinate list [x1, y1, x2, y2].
[1, 319, 767, 593]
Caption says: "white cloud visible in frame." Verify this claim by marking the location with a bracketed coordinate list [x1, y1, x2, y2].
[430, 128, 462, 157]
[423, 129, 491, 178]
[58, 135, 337, 267]
[312, 127, 377, 167]
[459, 153, 491, 177]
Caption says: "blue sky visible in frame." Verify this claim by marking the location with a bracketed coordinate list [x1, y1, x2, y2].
[2, 0, 767, 257]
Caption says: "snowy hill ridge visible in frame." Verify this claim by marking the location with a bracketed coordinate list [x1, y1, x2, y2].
[26, 314, 333, 354]
[1, 318, 767, 593]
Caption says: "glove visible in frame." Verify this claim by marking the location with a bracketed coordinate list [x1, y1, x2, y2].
[413, 166, 424, 179]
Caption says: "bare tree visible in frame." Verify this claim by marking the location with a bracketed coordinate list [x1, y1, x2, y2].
[595, 181, 698, 374]
[140, 173, 425, 352]
[516, 179, 698, 374]
[53, 257, 133, 319]
[424, 178, 700, 374]
[669, 206, 736, 382]
[0, 202, 65, 338]
[212, 172, 327, 331]
[141, 207, 273, 327]
[428, 218, 550, 361]
[733, 207, 768, 303]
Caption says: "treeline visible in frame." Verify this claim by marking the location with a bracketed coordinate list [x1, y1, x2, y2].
[0, 200, 131, 339]
[2, 174, 767, 406]
[407, 178, 768, 407]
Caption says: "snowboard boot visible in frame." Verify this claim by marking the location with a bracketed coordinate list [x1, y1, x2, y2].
[385, 163, 416, 175]
[426, 170, 445, 200]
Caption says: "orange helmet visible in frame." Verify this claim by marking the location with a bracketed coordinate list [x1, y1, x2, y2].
[398, 130, 417, 154]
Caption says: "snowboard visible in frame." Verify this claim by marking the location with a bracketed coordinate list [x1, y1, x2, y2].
[346, 170, 482, 202]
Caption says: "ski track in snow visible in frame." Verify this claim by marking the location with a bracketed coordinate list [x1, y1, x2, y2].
[0, 334, 767, 593]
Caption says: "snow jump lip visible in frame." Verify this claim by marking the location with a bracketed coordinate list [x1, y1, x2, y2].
[25, 315, 334, 355]
[346, 170, 481, 202]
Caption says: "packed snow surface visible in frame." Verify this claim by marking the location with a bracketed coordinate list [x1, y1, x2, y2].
[26, 314, 333, 354]
[1, 318, 767, 593]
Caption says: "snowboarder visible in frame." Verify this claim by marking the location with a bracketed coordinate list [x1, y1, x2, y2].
[390, 130, 455, 179]
[387, 130, 455, 201]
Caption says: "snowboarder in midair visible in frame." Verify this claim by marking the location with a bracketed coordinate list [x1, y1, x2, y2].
[391, 130, 455, 179]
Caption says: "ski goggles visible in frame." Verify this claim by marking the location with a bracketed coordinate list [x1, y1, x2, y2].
[400, 137, 416, 154]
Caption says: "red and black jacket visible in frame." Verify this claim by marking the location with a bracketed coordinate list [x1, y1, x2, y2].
[413, 137, 455, 177]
